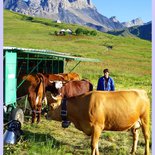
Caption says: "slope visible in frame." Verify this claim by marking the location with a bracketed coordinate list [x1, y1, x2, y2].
[4, 9, 151, 90]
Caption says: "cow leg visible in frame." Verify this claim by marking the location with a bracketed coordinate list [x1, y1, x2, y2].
[91, 126, 102, 155]
[28, 92, 37, 124]
[29, 105, 37, 124]
[31, 103, 37, 123]
[37, 112, 41, 123]
[32, 110, 36, 123]
[36, 91, 44, 123]
[37, 105, 42, 123]
[130, 128, 139, 154]
[141, 115, 150, 155]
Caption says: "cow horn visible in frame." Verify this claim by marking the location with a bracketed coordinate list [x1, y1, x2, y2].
[49, 80, 54, 83]
[51, 94, 58, 101]
[62, 80, 69, 84]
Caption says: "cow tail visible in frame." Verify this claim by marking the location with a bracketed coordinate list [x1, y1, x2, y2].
[36, 73, 46, 100]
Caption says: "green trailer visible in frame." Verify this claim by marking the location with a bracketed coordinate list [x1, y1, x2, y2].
[3, 46, 100, 124]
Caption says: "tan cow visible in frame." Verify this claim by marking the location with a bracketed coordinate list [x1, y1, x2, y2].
[46, 90, 150, 155]
[58, 72, 80, 81]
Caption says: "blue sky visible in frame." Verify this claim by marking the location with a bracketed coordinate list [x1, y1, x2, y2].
[92, 0, 152, 23]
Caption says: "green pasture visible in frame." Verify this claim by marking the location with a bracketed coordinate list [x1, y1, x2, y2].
[3, 10, 152, 155]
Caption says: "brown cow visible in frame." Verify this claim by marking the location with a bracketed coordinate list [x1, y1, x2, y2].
[17, 72, 80, 123]
[47, 79, 93, 98]
[37, 72, 81, 94]
[17, 73, 65, 123]
[46, 90, 150, 155]
[17, 74, 45, 123]
[43, 79, 93, 120]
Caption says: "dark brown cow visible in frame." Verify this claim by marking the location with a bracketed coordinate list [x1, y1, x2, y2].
[44, 79, 93, 126]
[49, 79, 93, 98]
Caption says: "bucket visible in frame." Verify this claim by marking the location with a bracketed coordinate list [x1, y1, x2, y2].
[4, 120, 23, 145]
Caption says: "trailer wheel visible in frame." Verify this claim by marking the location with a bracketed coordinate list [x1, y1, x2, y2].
[10, 108, 24, 125]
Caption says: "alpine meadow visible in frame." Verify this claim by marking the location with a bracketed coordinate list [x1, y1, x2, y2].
[4, 10, 152, 155]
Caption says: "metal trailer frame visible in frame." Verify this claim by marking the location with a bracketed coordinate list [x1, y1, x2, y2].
[3, 46, 100, 124]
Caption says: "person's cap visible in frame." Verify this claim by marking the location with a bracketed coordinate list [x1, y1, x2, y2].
[103, 68, 109, 73]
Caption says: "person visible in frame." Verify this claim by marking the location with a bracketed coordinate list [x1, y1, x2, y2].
[97, 68, 115, 91]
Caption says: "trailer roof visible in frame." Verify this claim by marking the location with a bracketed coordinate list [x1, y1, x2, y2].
[3, 46, 100, 62]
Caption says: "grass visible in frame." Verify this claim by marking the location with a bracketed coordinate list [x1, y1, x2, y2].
[3, 9, 152, 155]
[3, 118, 152, 155]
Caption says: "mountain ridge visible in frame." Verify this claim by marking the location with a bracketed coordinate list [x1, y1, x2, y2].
[4, 0, 151, 38]
[3, 0, 124, 32]
[107, 22, 152, 41]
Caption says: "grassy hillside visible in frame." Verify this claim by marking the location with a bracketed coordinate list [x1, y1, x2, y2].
[4, 10, 151, 90]
[4, 10, 152, 155]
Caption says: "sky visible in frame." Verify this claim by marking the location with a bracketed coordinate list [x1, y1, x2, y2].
[92, 0, 152, 23]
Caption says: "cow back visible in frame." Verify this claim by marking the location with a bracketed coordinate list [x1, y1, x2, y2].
[59, 72, 80, 81]
[60, 79, 93, 98]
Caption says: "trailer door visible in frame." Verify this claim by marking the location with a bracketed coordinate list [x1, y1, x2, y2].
[4, 51, 17, 105]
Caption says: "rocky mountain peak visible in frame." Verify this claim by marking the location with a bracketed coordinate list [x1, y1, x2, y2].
[109, 16, 119, 23]
[122, 18, 144, 28]
[36, 0, 94, 9]
[4, 0, 145, 32]
[131, 18, 143, 25]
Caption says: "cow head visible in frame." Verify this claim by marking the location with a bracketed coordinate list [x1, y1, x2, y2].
[49, 80, 66, 89]
[46, 94, 62, 121]
[55, 81, 63, 89]
[48, 80, 67, 97]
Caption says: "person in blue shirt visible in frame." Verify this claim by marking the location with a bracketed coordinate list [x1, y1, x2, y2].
[97, 68, 115, 91]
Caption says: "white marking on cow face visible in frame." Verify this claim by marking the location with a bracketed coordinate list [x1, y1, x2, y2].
[55, 81, 63, 89]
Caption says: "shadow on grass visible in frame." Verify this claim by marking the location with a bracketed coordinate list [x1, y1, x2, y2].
[23, 130, 62, 148]
[4, 130, 64, 155]
[23, 130, 91, 154]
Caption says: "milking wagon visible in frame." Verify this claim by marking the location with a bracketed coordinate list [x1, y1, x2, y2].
[3, 46, 100, 124]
